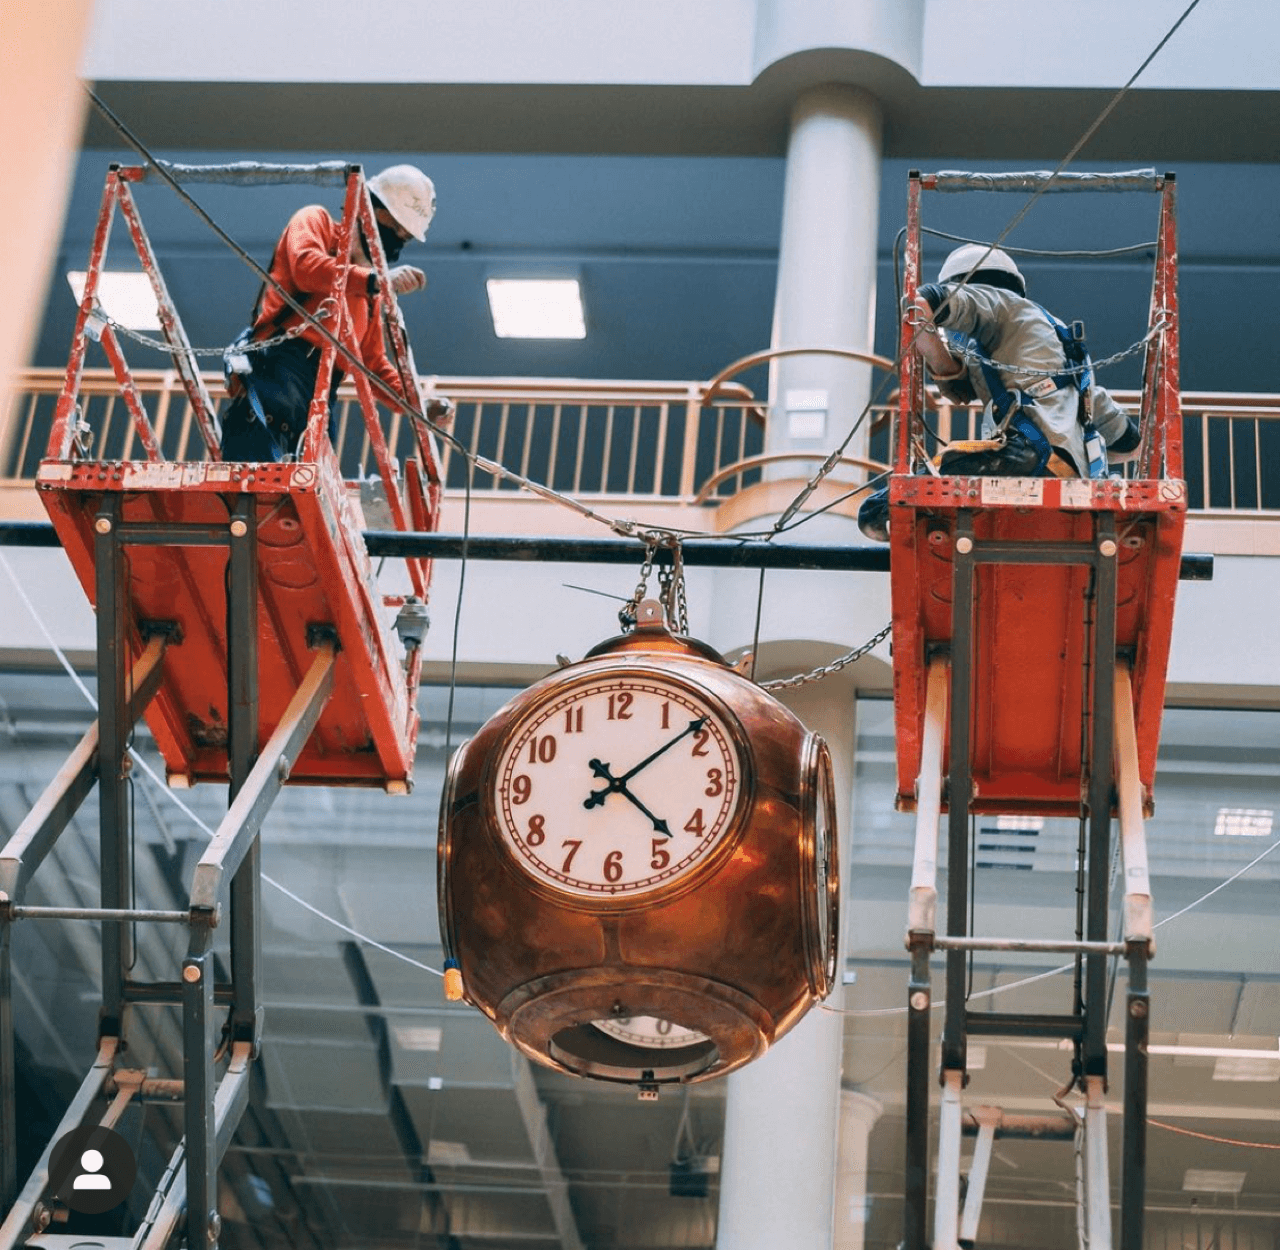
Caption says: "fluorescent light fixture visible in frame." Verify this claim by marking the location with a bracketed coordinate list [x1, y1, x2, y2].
[391, 1024, 442, 1052]
[995, 815, 1044, 831]
[487, 278, 585, 339]
[1214, 807, 1273, 837]
[1182, 1169, 1246, 1195]
[1212, 1054, 1280, 1082]
[67, 270, 161, 332]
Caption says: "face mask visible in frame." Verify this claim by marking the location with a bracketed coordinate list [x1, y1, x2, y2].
[377, 219, 407, 264]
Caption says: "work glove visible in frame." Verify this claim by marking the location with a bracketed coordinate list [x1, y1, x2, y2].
[388, 266, 427, 295]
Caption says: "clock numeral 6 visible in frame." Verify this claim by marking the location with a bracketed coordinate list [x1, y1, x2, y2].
[650, 839, 670, 870]
[705, 767, 723, 797]
[527, 814, 547, 846]
[603, 849, 624, 883]
[511, 774, 532, 804]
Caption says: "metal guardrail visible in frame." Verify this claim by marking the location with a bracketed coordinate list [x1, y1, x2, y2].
[4, 370, 1280, 512]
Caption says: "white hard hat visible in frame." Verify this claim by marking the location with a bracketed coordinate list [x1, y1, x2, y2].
[938, 243, 1025, 292]
[367, 165, 436, 241]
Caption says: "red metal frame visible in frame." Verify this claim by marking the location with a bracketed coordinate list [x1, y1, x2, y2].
[889, 173, 1187, 815]
[38, 164, 445, 790]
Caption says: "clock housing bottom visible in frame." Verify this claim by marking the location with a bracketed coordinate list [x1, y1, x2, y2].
[498, 967, 774, 1084]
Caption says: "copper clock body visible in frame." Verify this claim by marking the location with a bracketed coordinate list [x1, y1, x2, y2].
[438, 619, 840, 1085]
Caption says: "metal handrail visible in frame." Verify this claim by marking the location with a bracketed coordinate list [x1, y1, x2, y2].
[693, 451, 889, 505]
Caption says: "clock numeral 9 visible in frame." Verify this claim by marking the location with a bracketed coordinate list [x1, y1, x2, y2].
[704, 768, 723, 797]
[527, 814, 546, 846]
[603, 849, 624, 883]
[511, 774, 532, 804]
[650, 839, 670, 870]
[607, 691, 633, 721]
[527, 734, 557, 764]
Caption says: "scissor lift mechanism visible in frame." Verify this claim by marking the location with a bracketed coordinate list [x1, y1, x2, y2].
[893, 171, 1185, 1250]
[0, 162, 442, 1249]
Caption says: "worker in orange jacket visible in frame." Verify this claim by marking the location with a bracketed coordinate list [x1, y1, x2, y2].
[220, 164, 435, 461]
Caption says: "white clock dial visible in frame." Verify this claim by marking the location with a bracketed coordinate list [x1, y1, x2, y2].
[592, 1015, 708, 1049]
[492, 673, 744, 899]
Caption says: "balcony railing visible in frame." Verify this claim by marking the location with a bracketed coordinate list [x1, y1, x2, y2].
[4, 368, 1280, 513]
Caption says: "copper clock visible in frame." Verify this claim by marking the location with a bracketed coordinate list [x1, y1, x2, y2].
[438, 605, 840, 1087]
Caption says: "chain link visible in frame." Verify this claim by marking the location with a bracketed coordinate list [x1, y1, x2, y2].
[101, 297, 338, 360]
[759, 623, 892, 691]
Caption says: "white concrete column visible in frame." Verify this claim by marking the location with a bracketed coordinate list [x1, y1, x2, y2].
[834, 1091, 885, 1250]
[767, 84, 884, 476]
[716, 682, 857, 1250]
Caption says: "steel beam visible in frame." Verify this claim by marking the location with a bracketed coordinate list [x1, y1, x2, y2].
[94, 496, 132, 1039]
[226, 497, 263, 1054]
[189, 641, 337, 912]
[904, 945, 932, 1250]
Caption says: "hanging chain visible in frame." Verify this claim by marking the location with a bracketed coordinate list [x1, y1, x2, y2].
[99, 296, 338, 359]
[657, 539, 689, 635]
[619, 537, 660, 631]
[759, 623, 892, 691]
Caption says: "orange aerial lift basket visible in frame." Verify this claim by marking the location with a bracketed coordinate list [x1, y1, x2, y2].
[34, 162, 443, 791]
[889, 170, 1186, 819]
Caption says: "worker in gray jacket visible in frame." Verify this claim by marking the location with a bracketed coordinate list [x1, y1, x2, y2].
[858, 244, 1141, 541]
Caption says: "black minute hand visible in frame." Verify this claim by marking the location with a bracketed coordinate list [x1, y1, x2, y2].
[617, 717, 706, 784]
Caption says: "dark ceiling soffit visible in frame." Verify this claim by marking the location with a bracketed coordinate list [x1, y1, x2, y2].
[82, 79, 1280, 163]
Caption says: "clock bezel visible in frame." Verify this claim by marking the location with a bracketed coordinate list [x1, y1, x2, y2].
[798, 733, 840, 998]
[481, 662, 755, 912]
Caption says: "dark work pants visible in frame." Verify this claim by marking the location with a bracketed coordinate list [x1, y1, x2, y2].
[220, 339, 342, 462]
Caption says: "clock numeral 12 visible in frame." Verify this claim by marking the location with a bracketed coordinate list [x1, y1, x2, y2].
[607, 691, 633, 720]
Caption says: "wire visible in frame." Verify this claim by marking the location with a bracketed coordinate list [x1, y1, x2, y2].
[1147, 1120, 1280, 1151]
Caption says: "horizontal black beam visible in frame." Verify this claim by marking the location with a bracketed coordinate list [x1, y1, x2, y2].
[0, 521, 1214, 579]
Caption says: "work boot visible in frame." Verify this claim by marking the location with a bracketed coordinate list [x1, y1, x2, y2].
[857, 488, 891, 543]
[937, 427, 1044, 476]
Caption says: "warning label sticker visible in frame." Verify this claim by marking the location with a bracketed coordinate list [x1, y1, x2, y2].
[1059, 480, 1094, 509]
[980, 477, 1044, 506]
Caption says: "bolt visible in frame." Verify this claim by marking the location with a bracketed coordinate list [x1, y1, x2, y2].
[955, 536, 973, 554]
[208, 1212, 221, 1244]
[182, 963, 202, 984]
[1129, 998, 1148, 1019]
[1099, 539, 1118, 557]
[94, 517, 113, 534]
[910, 991, 930, 1012]
[229, 519, 248, 538]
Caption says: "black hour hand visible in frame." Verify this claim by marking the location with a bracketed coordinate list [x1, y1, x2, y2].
[583, 758, 671, 836]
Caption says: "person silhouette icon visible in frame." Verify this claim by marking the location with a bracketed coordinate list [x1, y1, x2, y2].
[72, 1148, 113, 1190]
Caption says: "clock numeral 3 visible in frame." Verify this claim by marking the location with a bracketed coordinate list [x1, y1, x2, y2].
[526, 814, 547, 846]
[704, 768, 723, 797]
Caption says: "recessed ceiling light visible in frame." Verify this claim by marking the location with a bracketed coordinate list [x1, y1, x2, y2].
[1212, 1055, 1280, 1082]
[487, 278, 585, 339]
[1183, 1169, 1246, 1194]
[392, 1024, 443, 1052]
[1214, 807, 1273, 837]
[67, 270, 161, 332]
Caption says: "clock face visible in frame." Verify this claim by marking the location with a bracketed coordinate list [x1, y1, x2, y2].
[492, 672, 745, 900]
[801, 735, 840, 997]
[592, 1015, 708, 1050]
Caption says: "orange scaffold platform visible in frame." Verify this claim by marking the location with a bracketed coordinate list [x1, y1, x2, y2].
[35, 161, 443, 791]
[891, 169, 1191, 1250]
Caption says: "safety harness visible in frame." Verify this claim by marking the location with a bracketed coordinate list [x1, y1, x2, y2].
[947, 306, 1108, 479]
